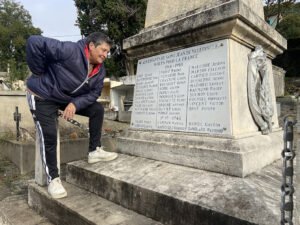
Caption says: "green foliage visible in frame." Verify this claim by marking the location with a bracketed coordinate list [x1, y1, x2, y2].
[0, 0, 41, 81]
[264, 1, 300, 39]
[277, 13, 300, 38]
[74, 0, 147, 77]
[264, 0, 296, 19]
[264, 1, 300, 77]
[7, 59, 28, 82]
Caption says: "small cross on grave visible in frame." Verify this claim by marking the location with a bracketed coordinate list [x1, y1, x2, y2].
[13, 106, 21, 141]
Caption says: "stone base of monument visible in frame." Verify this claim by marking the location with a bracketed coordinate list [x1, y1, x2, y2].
[120, 0, 287, 179]
[116, 129, 283, 177]
[62, 154, 280, 225]
[25, 147, 282, 225]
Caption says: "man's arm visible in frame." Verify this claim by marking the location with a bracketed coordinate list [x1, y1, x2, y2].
[63, 79, 103, 119]
[62, 88, 101, 120]
[69, 66, 105, 113]
[71, 84, 103, 113]
[26, 35, 72, 75]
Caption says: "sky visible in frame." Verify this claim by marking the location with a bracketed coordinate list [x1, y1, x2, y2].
[18, 0, 82, 42]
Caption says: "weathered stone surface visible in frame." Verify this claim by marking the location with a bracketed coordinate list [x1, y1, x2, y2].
[131, 40, 232, 135]
[295, 102, 300, 225]
[0, 91, 34, 133]
[124, 0, 286, 59]
[247, 46, 274, 134]
[0, 141, 34, 175]
[0, 91, 90, 134]
[0, 195, 53, 225]
[116, 129, 282, 177]
[0, 139, 89, 174]
[123, 0, 285, 179]
[118, 111, 132, 123]
[28, 180, 162, 225]
[272, 65, 286, 97]
[229, 41, 279, 135]
[145, 0, 264, 28]
[66, 154, 282, 225]
[131, 39, 280, 137]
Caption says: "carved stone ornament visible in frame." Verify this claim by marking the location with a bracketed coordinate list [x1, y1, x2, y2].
[247, 46, 274, 135]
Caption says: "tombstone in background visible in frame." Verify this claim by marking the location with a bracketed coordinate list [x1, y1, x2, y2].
[98, 78, 111, 110]
[110, 76, 135, 122]
[0, 80, 10, 91]
[118, 0, 287, 177]
[273, 65, 286, 97]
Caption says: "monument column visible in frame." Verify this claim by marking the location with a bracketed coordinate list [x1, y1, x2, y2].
[119, 0, 287, 177]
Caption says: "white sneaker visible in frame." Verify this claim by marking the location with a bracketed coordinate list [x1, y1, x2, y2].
[88, 146, 118, 163]
[48, 177, 67, 199]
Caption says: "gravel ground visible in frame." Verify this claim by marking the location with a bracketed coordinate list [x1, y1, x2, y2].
[0, 154, 33, 201]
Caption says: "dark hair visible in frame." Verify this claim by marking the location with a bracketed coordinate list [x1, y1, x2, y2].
[86, 32, 113, 47]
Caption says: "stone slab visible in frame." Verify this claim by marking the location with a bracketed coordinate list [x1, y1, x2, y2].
[116, 129, 283, 177]
[66, 154, 282, 225]
[145, 0, 264, 28]
[0, 139, 89, 174]
[0, 195, 53, 225]
[124, 0, 286, 59]
[272, 65, 285, 97]
[28, 180, 162, 225]
[0, 141, 34, 174]
[295, 102, 300, 225]
[118, 111, 132, 123]
[131, 40, 231, 135]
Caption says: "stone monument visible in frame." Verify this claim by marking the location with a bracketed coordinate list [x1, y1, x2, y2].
[119, 0, 287, 177]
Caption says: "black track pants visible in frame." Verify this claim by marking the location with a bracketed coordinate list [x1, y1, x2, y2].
[26, 92, 104, 183]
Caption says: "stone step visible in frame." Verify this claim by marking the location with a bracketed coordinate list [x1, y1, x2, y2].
[28, 180, 163, 225]
[0, 195, 53, 225]
[66, 154, 281, 225]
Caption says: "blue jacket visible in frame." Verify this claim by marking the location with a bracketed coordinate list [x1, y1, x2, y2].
[26, 35, 105, 111]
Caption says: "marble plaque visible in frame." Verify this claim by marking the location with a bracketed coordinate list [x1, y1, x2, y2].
[131, 39, 231, 135]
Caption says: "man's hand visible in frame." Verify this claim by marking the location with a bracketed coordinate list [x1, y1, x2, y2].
[63, 103, 76, 120]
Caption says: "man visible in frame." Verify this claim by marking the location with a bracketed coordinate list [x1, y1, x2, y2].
[26, 32, 118, 199]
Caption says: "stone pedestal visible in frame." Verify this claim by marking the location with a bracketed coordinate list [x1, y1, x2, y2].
[118, 129, 283, 177]
[296, 102, 300, 225]
[120, 0, 287, 177]
[144, 0, 265, 28]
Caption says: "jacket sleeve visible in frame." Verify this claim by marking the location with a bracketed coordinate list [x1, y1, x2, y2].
[71, 74, 105, 111]
[26, 35, 72, 75]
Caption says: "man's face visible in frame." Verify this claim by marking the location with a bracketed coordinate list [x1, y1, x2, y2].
[89, 42, 111, 65]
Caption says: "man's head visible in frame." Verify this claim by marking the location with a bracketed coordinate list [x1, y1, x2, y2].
[86, 32, 113, 65]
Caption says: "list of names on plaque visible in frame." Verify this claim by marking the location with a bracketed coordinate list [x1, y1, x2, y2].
[157, 60, 188, 131]
[131, 40, 232, 135]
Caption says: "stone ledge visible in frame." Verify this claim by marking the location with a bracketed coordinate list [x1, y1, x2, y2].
[0, 139, 89, 174]
[144, 0, 265, 29]
[28, 180, 163, 225]
[66, 154, 282, 225]
[0, 91, 25, 96]
[115, 130, 283, 177]
[123, 0, 286, 59]
[0, 195, 53, 225]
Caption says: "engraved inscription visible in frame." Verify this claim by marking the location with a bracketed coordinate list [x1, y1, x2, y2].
[131, 40, 231, 135]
